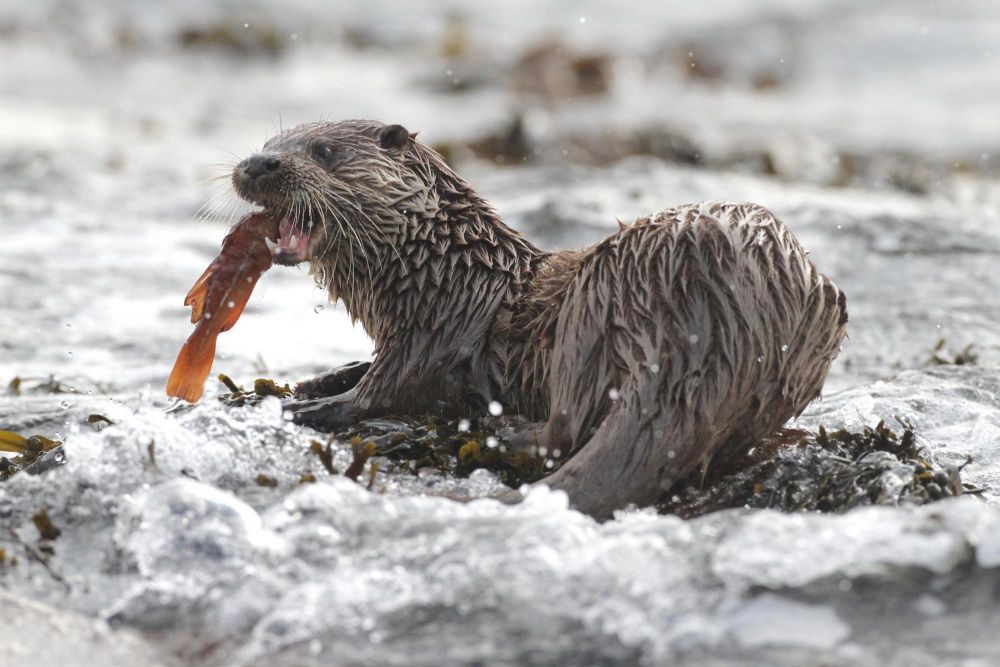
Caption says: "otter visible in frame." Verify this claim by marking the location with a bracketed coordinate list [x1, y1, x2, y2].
[231, 119, 848, 519]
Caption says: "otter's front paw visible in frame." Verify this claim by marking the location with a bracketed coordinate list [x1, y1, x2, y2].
[283, 391, 357, 431]
[294, 361, 370, 399]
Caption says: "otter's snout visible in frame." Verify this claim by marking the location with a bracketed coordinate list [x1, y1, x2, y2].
[240, 153, 282, 180]
[233, 152, 287, 206]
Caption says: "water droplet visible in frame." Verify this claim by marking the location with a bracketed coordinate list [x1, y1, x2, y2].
[313, 304, 325, 313]
[308, 639, 322, 656]
[66, 350, 73, 358]
[457, 419, 471, 432]
[538, 447, 548, 457]
[608, 388, 620, 401]
[780, 344, 789, 352]
[488, 400, 503, 416]
[688, 334, 699, 344]
[59, 400, 70, 409]
[486, 437, 498, 449]
[227, 300, 236, 308]
[757, 356, 764, 363]
[552, 449, 562, 458]
[649, 363, 660, 373]
[579, 16, 586, 23]
[282, 410, 295, 422]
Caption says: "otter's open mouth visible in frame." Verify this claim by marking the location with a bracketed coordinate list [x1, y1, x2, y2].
[266, 213, 314, 265]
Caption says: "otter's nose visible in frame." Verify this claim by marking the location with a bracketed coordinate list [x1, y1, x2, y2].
[242, 153, 281, 180]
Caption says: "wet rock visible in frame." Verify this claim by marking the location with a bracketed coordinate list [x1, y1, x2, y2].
[657, 21, 798, 90]
[176, 21, 285, 58]
[511, 40, 612, 99]
[464, 116, 535, 166]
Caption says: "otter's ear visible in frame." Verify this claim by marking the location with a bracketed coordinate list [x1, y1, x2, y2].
[379, 124, 410, 150]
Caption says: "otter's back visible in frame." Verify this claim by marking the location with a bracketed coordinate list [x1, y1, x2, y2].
[540, 201, 847, 516]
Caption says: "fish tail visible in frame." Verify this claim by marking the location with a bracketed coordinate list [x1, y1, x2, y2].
[165, 329, 217, 403]
[184, 265, 215, 323]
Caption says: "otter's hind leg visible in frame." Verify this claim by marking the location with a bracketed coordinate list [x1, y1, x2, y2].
[535, 251, 719, 519]
[535, 204, 846, 519]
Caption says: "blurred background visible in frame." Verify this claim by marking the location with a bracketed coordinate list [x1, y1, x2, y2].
[3, 0, 1000, 395]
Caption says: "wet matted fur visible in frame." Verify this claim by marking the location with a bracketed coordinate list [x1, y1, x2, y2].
[231, 119, 848, 519]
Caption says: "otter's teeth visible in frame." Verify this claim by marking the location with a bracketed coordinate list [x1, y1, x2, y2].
[264, 237, 278, 255]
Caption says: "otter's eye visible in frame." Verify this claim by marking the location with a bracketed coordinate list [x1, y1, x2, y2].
[311, 143, 342, 170]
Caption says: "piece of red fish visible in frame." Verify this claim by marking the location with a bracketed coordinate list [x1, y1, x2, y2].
[166, 212, 279, 402]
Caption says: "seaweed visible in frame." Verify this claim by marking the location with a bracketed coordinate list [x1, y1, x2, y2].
[218, 374, 548, 487]
[87, 414, 115, 431]
[659, 420, 978, 518]
[309, 439, 338, 476]
[345, 437, 376, 481]
[217, 373, 293, 407]
[255, 473, 278, 488]
[214, 377, 975, 516]
[0, 431, 64, 481]
[32, 509, 61, 542]
[926, 338, 977, 366]
[253, 378, 293, 398]
[339, 415, 549, 488]
[6, 375, 85, 394]
[175, 22, 284, 58]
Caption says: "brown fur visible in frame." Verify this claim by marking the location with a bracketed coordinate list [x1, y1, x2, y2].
[232, 119, 848, 519]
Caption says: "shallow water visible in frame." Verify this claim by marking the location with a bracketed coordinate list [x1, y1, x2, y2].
[3, 2, 1000, 666]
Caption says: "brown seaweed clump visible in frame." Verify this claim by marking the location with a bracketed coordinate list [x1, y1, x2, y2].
[217, 374, 294, 407]
[659, 421, 976, 519]
[215, 379, 979, 517]
[926, 338, 977, 367]
[338, 416, 549, 489]
[0, 431, 64, 482]
[220, 375, 550, 488]
[175, 21, 285, 58]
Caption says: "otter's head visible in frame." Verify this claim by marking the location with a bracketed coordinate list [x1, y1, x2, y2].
[232, 119, 424, 270]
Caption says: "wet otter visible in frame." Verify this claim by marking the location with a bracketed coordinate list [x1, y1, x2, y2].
[232, 119, 848, 519]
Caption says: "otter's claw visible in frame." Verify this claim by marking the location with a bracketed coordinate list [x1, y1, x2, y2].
[283, 389, 358, 431]
[294, 361, 370, 399]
